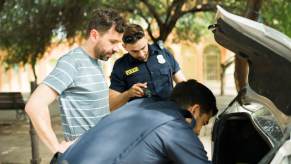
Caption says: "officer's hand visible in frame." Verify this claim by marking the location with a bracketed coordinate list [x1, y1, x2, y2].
[127, 83, 147, 98]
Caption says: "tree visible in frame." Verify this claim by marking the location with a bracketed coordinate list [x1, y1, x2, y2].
[234, 0, 263, 91]
[0, 1, 60, 83]
[0, 0, 219, 85]
[226, 0, 291, 91]
[220, 57, 234, 95]
[0, 0, 100, 83]
[0, 0, 290, 86]
[261, 0, 291, 37]
[103, 0, 220, 42]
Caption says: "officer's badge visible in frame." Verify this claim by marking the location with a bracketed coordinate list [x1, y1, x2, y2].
[125, 66, 139, 76]
[157, 55, 166, 64]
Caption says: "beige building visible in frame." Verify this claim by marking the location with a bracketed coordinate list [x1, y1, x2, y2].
[0, 37, 236, 95]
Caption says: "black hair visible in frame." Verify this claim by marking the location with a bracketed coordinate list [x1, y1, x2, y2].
[122, 24, 145, 44]
[170, 79, 218, 116]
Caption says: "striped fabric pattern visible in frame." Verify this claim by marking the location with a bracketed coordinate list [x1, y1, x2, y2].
[43, 47, 109, 141]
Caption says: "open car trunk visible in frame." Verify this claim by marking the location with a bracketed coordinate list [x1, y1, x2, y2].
[210, 6, 291, 164]
[212, 112, 271, 164]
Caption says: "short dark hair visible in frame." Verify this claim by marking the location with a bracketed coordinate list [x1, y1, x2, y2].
[87, 8, 126, 36]
[170, 79, 218, 116]
[122, 24, 145, 44]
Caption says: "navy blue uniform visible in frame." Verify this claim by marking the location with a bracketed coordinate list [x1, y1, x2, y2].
[110, 43, 180, 99]
[57, 99, 211, 164]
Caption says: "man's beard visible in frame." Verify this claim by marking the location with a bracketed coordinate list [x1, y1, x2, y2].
[94, 45, 111, 61]
[99, 53, 110, 61]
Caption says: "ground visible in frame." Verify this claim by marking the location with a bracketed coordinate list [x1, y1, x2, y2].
[0, 95, 234, 164]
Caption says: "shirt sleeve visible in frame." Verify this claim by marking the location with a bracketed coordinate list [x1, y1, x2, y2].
[155, 120, 211, 164]
[42, 56, 77, 94]
[163, 48, 180, 74]
[109, 61, 127, 93]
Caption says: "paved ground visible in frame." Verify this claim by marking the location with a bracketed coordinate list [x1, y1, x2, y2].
[0, 95, 234, 164]
[0, 101, 62, 164]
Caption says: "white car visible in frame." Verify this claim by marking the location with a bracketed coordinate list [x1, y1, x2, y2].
[210, 6, 291, 164]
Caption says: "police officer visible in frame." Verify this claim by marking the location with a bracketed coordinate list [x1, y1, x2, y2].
[109, 24, 186, 111]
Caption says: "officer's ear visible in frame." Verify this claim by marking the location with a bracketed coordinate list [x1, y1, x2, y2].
[122, 43, 126, 48]
[187, 104, 201, 120]
[122, 43, 129, 51]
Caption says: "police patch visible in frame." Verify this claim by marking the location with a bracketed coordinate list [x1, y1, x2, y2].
[125, 67, 139, 76]
[157, 54, 166, 64]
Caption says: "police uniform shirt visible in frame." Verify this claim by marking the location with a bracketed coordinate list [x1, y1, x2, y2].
[110, 43, 180, 99]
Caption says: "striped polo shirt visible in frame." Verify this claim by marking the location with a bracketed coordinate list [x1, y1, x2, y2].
[43, 47, 109, 141]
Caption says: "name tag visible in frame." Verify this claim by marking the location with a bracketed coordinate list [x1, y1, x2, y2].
[125, 67, 139, 76]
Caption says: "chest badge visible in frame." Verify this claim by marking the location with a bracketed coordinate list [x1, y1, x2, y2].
[125, 66, 139, 76]
[157, 54, 166, 64]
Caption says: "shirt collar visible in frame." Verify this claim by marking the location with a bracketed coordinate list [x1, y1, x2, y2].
[126, 53, 139, 65]
[127, 44, 160, 64]
[148, 43, 161, 56]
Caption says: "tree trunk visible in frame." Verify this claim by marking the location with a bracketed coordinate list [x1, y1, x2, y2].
[220, 66, 225, 96]
[30, 53, 38, 85]
[234, 0, 263, 91]
[220, 57, 234, 96]
[31, 63, 38, 85]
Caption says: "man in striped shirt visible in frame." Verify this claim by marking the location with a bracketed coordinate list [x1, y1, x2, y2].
[25, 8, 126, 154]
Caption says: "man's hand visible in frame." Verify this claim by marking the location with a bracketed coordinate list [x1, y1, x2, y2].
[126, 82, 147, 98]
[58, 140, 76, 153]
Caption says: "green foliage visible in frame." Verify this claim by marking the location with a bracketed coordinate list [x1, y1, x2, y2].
[0, 0, 102, 81]
[0, 0, 290, 78]
[0, 0, 62, 68]
[219, 0, 291, 37]
[59, 0, 101, 38]
[219, 0, 247, 15]
[261, 0, 291, 37]
[175, 12, 215, 42]
[103, 0, 218, 41]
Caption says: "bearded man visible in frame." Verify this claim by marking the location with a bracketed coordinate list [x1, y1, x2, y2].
[25, 8, 126, 154]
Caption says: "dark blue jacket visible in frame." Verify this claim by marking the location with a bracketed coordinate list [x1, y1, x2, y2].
[57, 98, 210, 164]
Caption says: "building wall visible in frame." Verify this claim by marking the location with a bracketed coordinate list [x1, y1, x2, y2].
[0, 40, 236, 95]
[169, 38, 236, 95]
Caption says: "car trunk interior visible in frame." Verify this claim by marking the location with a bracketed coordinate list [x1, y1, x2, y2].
[212, 112, 271, 164]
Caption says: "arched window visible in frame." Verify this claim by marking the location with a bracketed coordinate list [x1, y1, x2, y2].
[203, 45, 220, 81]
